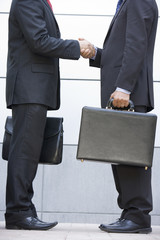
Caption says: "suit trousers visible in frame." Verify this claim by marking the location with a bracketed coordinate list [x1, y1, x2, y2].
[112, 106, 152, 227]
[5, 104, 48, 222]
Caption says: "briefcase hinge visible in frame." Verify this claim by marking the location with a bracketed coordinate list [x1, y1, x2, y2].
[145, 166, 148, 170]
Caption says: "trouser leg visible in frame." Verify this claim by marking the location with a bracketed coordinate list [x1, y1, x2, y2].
[112, 164, 152, 226]
[111, 106, 153, 227]
[6, 104, 47, 217]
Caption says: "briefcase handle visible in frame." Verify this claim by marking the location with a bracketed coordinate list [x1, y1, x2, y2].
[107, 98, 134, 111]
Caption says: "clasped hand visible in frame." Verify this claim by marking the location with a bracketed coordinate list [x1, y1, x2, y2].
[78, 38, 95, 59]
[110, 91, 130, 108]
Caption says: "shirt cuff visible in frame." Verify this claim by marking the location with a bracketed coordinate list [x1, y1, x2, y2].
[90, 46, 97, 60]
[116, 87, 131, 95]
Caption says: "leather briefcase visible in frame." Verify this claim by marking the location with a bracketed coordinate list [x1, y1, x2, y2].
[77, 105, 157, 167]
[2, 116, 63, 165]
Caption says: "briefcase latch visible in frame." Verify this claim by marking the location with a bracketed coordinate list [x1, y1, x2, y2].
[81, 159, 84, 162]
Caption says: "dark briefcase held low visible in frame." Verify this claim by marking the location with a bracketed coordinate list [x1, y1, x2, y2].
[2, 116, 63, 165]
[77, 105, 157, 167]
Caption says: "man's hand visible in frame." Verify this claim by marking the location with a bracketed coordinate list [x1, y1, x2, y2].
[78, 38, 95, 59]
[110, 91, 130, 108]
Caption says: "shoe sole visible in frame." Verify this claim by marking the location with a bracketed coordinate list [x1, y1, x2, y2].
[6, 222, 58, 230]
[99, 226, 152, 234]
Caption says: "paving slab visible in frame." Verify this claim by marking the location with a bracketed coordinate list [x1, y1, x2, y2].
[0, 222, 160, 240]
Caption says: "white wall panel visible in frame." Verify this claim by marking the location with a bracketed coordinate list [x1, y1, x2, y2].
[155, 0, 160, 10]
[0, 0, 117, 14]
[57, 15, 110, 79]
[0, 14, 8, 77]
[0, 79, 12, 142]
[0, 1, 11, 12]
[1, 0, 160, 15]
[47, 80, 100, 145]
[51, 0, 117, 15]
[157, 0, 160, 8]
[52, 0, 160, 16]
[60, 57, 100, 80]
[56, 15, 110, 47]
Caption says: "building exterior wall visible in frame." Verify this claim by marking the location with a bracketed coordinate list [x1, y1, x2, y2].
[0, 0, 160, 225]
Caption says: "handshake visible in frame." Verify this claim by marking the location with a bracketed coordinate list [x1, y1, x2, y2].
[78, 38, 96, 59]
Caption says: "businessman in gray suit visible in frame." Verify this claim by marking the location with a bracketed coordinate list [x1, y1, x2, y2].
[81, 0, 158, 234]
[5, 0, 95, 230]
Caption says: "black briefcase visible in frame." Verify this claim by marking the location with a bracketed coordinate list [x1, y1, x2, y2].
[2, 116, 63, 165]
[77, 103, 157, 167]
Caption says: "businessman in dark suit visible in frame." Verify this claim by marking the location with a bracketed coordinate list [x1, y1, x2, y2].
[5, 0, 95, 230]
[81, 0, 158, 234]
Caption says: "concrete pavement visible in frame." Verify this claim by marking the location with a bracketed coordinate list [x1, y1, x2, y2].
[0, 222, 160, 240]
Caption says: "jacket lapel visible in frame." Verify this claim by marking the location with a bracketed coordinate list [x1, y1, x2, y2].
[103, 0, 127, 45]
[42, 0, 60, 37]
[43, 0, 54, 16]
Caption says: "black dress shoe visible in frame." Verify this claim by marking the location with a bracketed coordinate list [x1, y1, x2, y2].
[99, 219, 152, 234]
[6, 216, 58, 230]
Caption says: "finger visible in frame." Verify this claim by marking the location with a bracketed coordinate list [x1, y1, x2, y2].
[81, 49, 90, 56]
[124, 100, 129, 107]
[82, 51, 91, 58]
[78, 38, 85, 41]
[80, 49, 85, 54]
[83, 49, 90, 54]
[81, 53, 90, 59]
[112, 98, 118, 107]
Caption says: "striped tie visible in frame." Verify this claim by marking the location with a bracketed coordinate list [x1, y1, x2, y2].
[116, 0, 123, 13]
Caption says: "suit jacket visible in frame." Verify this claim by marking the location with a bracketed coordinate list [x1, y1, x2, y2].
[6, 0, 80, 110]
[90, 0, 158, 112]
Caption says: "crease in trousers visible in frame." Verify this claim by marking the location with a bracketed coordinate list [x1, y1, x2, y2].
[6, 104, 48, 222]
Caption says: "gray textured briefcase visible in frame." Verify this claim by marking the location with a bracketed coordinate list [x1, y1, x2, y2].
[77, 106, 157, 167]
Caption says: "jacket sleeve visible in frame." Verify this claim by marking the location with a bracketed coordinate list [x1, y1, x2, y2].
[14, 0, 80, 60]
[115, 0, 156, 92]
[89, 48, 102, 68]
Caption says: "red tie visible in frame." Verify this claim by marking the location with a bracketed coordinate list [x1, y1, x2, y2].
[47, 0, 53, 11]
